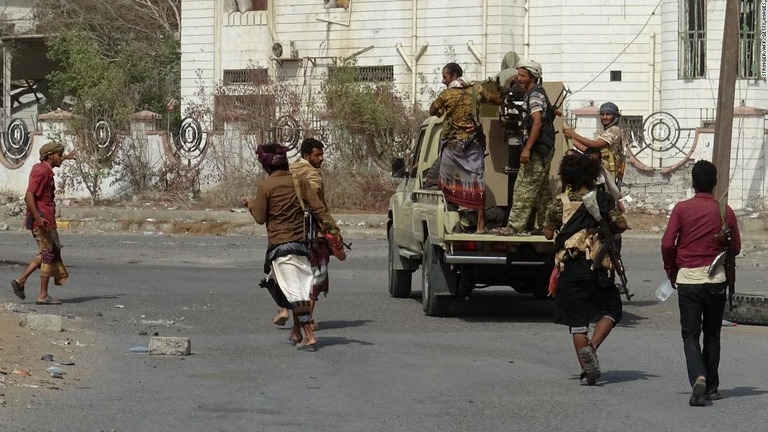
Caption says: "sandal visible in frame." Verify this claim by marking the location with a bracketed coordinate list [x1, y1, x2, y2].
[310, 320, 320, 331]
[273, 311, 289, 326]
[296, 342, 318, 352]
[288, 335, 303, 346]
[36, 297, 62, 305]
[11, 280, 25, 300]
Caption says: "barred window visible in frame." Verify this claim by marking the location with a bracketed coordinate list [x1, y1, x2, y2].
[738, 0, 763, 78]
[223, 68, 270, 85]
[679, 0, 706, 79]
[329, 65, 394, 82]
[214, 94, 275, 126]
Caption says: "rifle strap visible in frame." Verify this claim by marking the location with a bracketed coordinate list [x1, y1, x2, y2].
[292, 174, 306, 212]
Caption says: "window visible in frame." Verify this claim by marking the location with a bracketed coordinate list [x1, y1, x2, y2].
[679, 0, 706, 79]
[609, 70, 622, 82]
[328, 66, 395, 82]
[225, 0, 268, 13]
[214, 94, 275, 128]
[738, 0, 763, 78]
[223, 68, 270, 85]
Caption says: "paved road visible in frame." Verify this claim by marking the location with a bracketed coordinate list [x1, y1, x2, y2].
[1, 233, 767, 431]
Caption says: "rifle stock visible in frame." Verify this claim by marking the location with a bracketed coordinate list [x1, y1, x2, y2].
[583, 191, 633, 301]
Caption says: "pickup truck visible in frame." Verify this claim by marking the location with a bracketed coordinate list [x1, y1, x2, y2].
[387, 82, 566, 316]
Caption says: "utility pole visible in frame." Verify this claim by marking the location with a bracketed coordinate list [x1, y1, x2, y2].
[712, 0, 740, 202]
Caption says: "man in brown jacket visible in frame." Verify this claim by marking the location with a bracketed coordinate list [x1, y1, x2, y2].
[270, 138, 330, 328]
[244, 143, 335, 351]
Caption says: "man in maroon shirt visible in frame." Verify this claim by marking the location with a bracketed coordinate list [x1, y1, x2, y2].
[10, 142, 74, 305]
[661, 160, 741, 406]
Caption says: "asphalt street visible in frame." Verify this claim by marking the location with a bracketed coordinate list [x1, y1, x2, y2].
[1, 233, 767, 431]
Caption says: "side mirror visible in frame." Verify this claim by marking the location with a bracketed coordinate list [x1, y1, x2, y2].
[391, 157, 406, 178]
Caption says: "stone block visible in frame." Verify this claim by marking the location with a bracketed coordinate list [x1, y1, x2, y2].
[148, 337, 191, 356]
[19, 314, 63, 332]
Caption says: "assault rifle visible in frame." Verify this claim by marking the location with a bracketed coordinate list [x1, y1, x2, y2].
[583, 191, 633, 301]
[710, 224, 736, 311]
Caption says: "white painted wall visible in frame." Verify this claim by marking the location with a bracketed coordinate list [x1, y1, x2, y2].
[1, 0, 36, 32]
[178, 0, 768, 210]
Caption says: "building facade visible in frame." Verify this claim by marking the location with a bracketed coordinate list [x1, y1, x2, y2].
[186, 0, 768, 209]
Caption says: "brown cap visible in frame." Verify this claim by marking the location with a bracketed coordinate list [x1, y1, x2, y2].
[39, 142, 65, 160]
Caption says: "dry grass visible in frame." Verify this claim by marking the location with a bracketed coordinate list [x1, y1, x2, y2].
[323, 166, 399, 213]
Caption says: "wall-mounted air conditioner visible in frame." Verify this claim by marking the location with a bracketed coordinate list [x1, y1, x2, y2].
[271, 41, 299, 60]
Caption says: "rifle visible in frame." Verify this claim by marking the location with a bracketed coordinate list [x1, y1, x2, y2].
[711, 224, 736, 311]
[582, 191, 633, 301]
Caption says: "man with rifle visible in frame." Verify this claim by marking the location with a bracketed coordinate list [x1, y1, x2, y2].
[543, 153, 628, 386]
[661, 160, 741, 406]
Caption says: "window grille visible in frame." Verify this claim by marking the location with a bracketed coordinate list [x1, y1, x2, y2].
[329, 66, 395, 82]
[223, 68, 270, 85]
[679, 0, 706, 79]
[738, 0, 763, 78]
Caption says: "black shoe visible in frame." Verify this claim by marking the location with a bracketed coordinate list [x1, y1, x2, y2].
[705, 390, 721, 401]
[689, 377, 707, 406]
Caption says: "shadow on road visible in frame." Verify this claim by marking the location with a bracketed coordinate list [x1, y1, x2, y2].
[61, 294, 125, 304]
[414, 290, 556, 323]
[316, 336, 374, 348]
[723, 386, 768, 399]
[598, 369, 660, 384]
[315, 320, 372, 330]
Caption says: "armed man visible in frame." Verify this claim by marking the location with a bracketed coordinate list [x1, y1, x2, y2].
[661, 160, 741, 406]
[501, 59, 557, 235]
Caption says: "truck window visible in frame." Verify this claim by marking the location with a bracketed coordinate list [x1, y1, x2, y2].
[409, 128, 426, 177]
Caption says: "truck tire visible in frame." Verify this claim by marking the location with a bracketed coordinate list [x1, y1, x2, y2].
[421, 239, 455, 317]
[388, 226, 413, 298]
[724, 294, 768, 326]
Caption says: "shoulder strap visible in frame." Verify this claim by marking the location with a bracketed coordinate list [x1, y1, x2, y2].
[471, 85, 480, 125]
[291, 174, 306, 212]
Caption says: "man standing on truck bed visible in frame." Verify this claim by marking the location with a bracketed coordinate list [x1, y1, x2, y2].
[428, 62, 502, 233]
[504, 59, 557, 235]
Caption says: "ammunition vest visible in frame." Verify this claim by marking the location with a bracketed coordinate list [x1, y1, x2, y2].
[554, 193, 612, 271]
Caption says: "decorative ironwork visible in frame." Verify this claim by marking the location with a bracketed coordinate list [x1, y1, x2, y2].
[272, 115, 300, 152]
[626, 111, 699, 173]
[173, 117, 209, 163]
[93, 119, 116, 158]
[1, 118, 31, 167]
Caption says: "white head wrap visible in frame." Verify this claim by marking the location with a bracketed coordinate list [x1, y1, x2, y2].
[516, 59, 542, 79]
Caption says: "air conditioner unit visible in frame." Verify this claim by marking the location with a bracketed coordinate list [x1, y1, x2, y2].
[324, 0, 350, 9]
[271, 41, 299, 60]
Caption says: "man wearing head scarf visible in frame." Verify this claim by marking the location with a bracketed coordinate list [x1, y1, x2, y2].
[428, 62, 502, 233]
[11, 142, 75, 305]
[243, 143, 338, 352]
[502, 59, 557, 235]
[564, 102, 625, 186]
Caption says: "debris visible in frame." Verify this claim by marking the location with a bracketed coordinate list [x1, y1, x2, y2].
[153, 332, 159, 336]
[40, 354, 54, 362]
[0, 222, 8, 231]
[13, 370, 31, 377]
[139, 330, 148, 336]
[721, 319, 737, 327]
[115, 305, 125, 309]
[128, 346, 149, 353]
[149, 337, 191, 356]
[146, 218, 157, 222]
[58, 361, 75, 366]
[230, 208, 246, 213]
[46, 366, 65, 378]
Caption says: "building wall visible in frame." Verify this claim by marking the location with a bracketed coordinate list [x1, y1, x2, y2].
[178, 0, 768, 210]
[528, 0, 663, 118]
[1, 0, 36, 32]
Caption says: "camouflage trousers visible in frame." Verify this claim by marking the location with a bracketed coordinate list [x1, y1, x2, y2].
[507, 151, 553, 232]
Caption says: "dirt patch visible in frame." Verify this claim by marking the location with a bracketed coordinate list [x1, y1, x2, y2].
[0, 304, 100, 409]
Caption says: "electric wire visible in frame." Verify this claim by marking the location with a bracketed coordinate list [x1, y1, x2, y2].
[570, 0, 663, 96]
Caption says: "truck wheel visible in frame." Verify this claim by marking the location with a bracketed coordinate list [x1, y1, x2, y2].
[388, 226, 412, 298]
[421, 239, 454, 317]
[724, 294, 768, 325]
